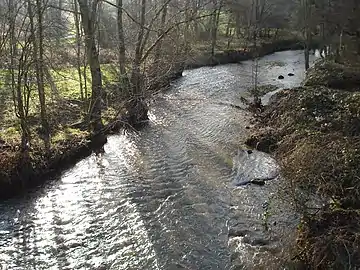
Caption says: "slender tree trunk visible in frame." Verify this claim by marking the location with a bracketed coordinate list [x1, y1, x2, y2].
[28, 0, 51, 151]
[192, 1, 199, 39]
[227, 28, 233, 50]
[36, 0, 51, 151]
[252, 0, 261, 108]
[97, 2, 102, 52]
[79, 18, 88, 101]
[184, 0, 191, 54]
[303, 0, 311, 70]
[10, 0, 30, 151]
[235, 13, 241, 39]
[44, 66, 60, 101]
[130, 0, 146, 96]
[225, 15, 231, 37]
[73, 0, 84, 103]
[117, 0, 127, 87]
[339, 29, 343, 55]
[77, 0, 103, 133]
[153, 0, 168, 69]
[126, 0, 149, 125]
[211, 1, 222, 58]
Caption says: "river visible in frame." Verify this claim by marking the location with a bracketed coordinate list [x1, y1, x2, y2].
[0, 50, 318, 270]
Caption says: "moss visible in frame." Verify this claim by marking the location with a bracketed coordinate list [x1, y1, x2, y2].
[52, 127, 88, 144]
[0, 126, 21, 144]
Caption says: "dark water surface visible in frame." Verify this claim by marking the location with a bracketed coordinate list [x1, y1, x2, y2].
[0, 51, 317, 270]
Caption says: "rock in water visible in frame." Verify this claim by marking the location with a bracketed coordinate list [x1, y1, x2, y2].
[278, 75, 284, 79]
[250, 179, 266, 186]
[288, 73, 295, 76]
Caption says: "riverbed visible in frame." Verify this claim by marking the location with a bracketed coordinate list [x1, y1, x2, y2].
[0, 50, 318, 270]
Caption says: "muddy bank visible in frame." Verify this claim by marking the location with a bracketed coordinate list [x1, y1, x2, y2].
[245, 59, 360, 268]
[0, 133, 107, 200]
[186, 39, 317, 69]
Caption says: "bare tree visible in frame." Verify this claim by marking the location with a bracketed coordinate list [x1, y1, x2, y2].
[210, 0, 222, 58]
[117, 0, 128, 87]
[9, 0, 31, 151]
[153, 0, 169, 70]
[27, 0, 51, 151]
[301, 0, 311, 70]
[77, 0, 103, 133]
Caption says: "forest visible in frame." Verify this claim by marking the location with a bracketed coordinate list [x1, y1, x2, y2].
[0, 0, 309, 153]
[1, 0, 358, 154]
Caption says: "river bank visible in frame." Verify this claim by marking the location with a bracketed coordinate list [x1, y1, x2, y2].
[245, 59, 360, 268]
[185, 38, 317, 69]
[0, 39, 314, 200]
[0, 131, 108, 199]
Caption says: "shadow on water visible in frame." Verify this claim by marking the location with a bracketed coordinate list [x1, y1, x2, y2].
[0, 50, 319, 270]
[105, 105, 237, 269]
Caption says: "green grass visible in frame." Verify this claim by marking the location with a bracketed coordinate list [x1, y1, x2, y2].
[0, 62, 119, 101]
[0, 126, 21, 144]
[0, 63, 120, 142]
[50, 64, 118, 99]
[51, 127, 88, 144]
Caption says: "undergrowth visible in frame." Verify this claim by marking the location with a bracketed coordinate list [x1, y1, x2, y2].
[246, 59, 360, 269]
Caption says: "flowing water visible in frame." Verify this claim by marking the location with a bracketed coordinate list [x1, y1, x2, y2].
[0, 51, 318, 270]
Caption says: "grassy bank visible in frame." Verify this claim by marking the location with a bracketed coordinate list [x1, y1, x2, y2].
[246, 59, 360, 268]
[0, 130, 106, 199]
[0, 63, 126, 199]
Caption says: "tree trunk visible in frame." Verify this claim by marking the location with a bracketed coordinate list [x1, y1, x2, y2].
[28, 0, 51, 151]
[211, 1, 221, 59]
[153, 0, 168, 70]
[10, 0, 30, 151]
[130, 0, 146, 96]
[77, 0, 103, 133]
[184, 0, 191, 51]
[225, 16, 231, 37]
[303, 0, 311, 70]
[304, 44, 310, 70]
[117, 0, 128, 87]
[339, 29, 343, 55]
[44, 66, 60, 101]
[192, 1, 199, 39]
[74, 0, 84, 103]
[36, 0, 51, 151]
[80, 20, 88, 102]
[127, 0, 148, 125]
